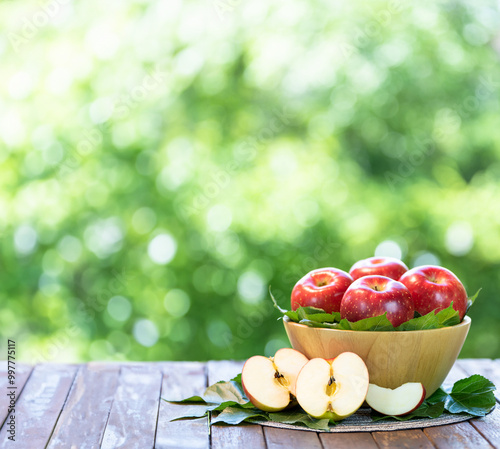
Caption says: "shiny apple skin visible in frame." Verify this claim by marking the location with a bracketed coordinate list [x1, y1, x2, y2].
[340, 275, 414, 327]
[291, 268, 353, 314]
[349, 256, 409, 281]
[399, 265, 467, 320]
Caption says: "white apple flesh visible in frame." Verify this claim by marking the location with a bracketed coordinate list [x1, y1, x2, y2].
[295, 352, 369, 421]
[241, 348, 308, 412]
[366, 382, 426, 416]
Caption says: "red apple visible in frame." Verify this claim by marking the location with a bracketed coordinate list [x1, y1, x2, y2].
[291, 268, 353, 314]
[349, 256, 408, 281]
[340, 275, 414, 327]
[399, 265, 467, 320]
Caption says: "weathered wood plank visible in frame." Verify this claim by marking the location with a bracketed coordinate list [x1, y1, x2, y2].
[101, 365, 163, 449]
[458, 359, 500, 401]
[155, 362, 209, 449]
[207, 360, 266, 449]
[457, 359, 500, 448]
[0, 364, 78, 448]
[46, 363, 120, 449]
[468, 407, 500, 449]
[443, 361, 469, 386]
[320, 432, 379, 449]
[373, 429, 435, 449]
[264, 427, 322, 448]
[421, 360, 495, 449]
[424, 421, 493, 449]
[0, 364, 33, 427]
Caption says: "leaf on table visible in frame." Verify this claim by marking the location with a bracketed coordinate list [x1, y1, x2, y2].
[426, 375, 495, 416]
[169, 404, 214, 421]
[269, 410, 332, 430]
[211, 400, 255, 411]
[166, 376, 249, 407]
[443, 374, 496, 416]
[371, 401, 445, 421]
[210, 407, 269, 425]
[168, 395, 206, 403]
[231, 372, 242, 385]
[203, 379, 248, 405]
[466, 288, 481, 315]
[426, 387, 449, 404]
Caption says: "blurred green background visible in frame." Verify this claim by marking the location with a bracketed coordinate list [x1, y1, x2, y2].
[1, 0, 500, 363]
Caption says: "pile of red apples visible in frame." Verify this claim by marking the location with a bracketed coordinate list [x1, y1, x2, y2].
[242, 257, 469, 420]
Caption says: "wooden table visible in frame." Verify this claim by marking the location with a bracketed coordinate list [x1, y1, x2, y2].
[0, 358, 498, 448]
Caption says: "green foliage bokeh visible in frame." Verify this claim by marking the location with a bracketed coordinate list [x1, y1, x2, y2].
[1, 0, 500, 362]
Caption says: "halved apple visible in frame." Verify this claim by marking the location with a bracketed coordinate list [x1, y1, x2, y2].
[366, 382, 426, 416]
[241, 348, 309, 412]
[295, 352, 369, 421]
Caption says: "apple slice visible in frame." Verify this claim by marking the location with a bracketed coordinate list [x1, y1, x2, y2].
[295, 352, 369, 421]
[366, 382, 426, 416]
[241, 348, 308, 412]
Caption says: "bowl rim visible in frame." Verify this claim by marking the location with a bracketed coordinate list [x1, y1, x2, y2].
[283, 315, 471, 334]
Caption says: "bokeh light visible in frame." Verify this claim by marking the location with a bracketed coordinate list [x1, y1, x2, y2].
[1, 0, 500, 363]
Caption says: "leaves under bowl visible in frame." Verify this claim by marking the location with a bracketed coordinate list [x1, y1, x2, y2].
[165, 371, 495, 428]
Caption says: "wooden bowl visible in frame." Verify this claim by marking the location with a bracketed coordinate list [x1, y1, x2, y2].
[283, 316, 471, 398]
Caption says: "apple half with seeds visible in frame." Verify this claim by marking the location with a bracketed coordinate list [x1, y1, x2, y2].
[295, 352, 369, 421]
[241, 348, 308, 412]
[366, 382, 426, 416]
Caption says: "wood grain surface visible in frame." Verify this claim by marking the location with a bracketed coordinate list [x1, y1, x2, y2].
[0, 358, 496, 448]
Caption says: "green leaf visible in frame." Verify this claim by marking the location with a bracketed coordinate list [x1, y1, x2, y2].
[426, 387, 449, 404]
[211, 400, 256, 411]
[269, 410, 332, 430]
[342, 313, 395, 331]
[210, 407, 269, 425]
[396, 310, 440, 331]
[396, 303, 460, 331]
[269, 287, 342, 325]
[466, 288, 481, 315]
[169, 404, 214, 421]
[168, 395, 206, 403]
[298, 319, 342, 329]
[371, 401, 445, 421]
[427, 375, 496, 417]
[435, 303, 461, 327]
[166, 377, 250, 406]
[297, 307, 340, 323]
[231, 373, 242, 385]
[203, 380, 248, 405]
[444, 375, 496, 416]
[270, 288, 299, 321]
